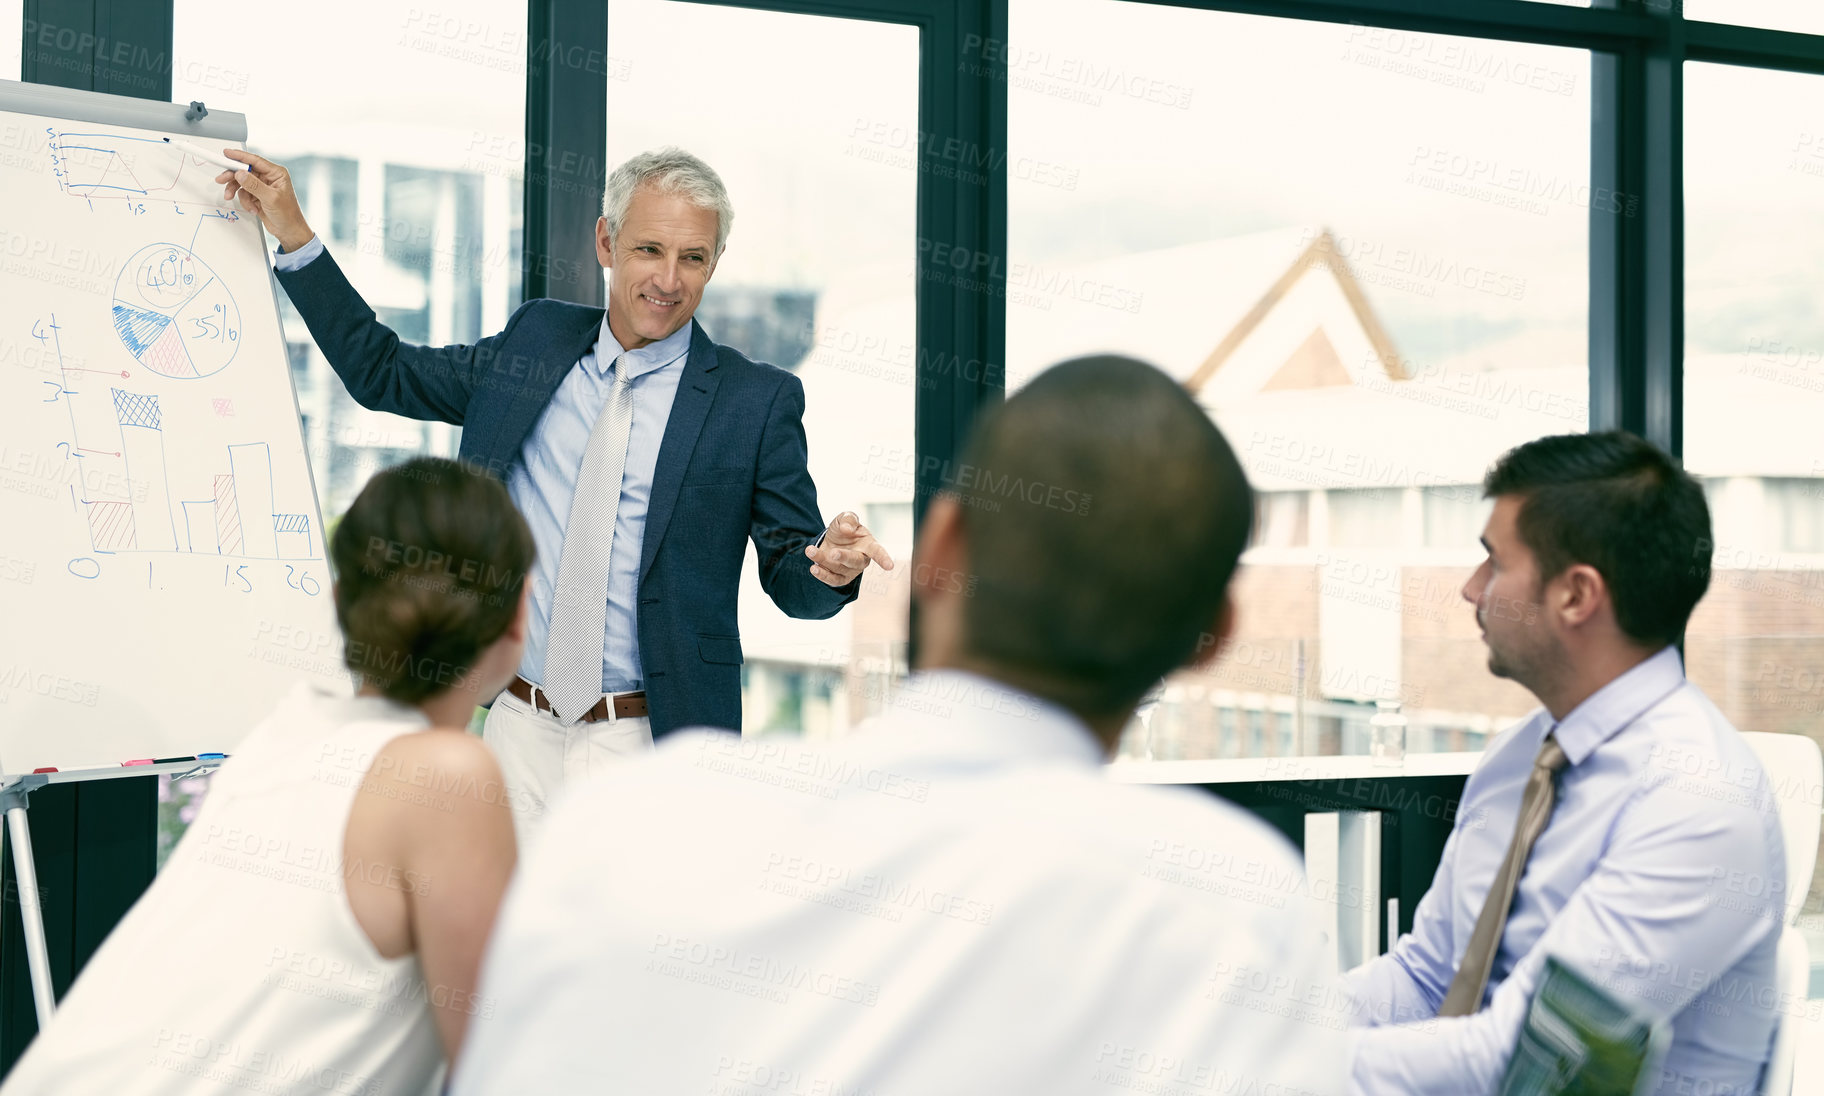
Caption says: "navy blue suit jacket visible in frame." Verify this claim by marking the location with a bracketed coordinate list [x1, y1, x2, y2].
[274, 247, 858, 738]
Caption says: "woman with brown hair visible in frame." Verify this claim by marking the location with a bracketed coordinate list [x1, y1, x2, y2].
[3, 457, 534, 1096]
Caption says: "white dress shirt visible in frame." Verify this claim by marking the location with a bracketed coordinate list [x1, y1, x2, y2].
[454, 670, 1347, 1095]
[1342, 647, 1786, 1094]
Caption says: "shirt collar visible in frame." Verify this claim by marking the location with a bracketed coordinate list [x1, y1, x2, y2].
[588, 316, 694, 381]
[1550, 645, 1686, 766]
[877, 669, 1108, 770]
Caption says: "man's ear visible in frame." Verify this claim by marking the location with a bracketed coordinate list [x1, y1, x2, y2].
[595, 216, 614, 269]
[1184, 592, 1238, 671]
[1555, 563, 1607, 631]
[911, 493, 966, 602]
[908, 493, 970, 673]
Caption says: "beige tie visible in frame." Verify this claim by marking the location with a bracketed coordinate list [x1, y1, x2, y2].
[1437, 733, 1569, 1017]
[541, 355, 635, 723]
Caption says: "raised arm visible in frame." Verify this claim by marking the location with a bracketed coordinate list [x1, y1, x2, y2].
[216, 149, 520, 423]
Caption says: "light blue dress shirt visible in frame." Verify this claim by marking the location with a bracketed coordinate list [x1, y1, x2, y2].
[275, 236, 688, 693]
[504, 318, 688, 693]
[1341, 646, 1787, 1094]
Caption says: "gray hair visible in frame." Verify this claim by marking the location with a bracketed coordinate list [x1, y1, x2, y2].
[601, 147, 734, 258]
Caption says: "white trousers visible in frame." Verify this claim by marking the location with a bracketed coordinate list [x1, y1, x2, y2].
[481, 689, 653, 847]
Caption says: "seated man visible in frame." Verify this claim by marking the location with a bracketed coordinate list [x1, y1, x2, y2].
[1342, 432, 1786, 1094]
[453, 357, 1347, 1094]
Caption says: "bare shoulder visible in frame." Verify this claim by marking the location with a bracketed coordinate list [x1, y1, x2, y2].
[361, 728, 507, 804]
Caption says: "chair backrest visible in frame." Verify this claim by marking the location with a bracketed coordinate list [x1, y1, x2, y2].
[1740, 732, 1823, 925]
[1759, 924, 1811, 1096]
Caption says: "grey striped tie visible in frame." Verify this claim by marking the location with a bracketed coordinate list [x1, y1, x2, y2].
[1437, 733, 1569, 1017]
[541, 354, 635, 723]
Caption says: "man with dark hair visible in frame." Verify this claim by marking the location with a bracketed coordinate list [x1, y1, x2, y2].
[453, 357, 1346, 1095]
[943, 356, 1255, 722]
[1342, 431, 1786, 1093]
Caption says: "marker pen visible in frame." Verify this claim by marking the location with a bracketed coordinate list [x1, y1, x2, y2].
[160, 137, 243, 172]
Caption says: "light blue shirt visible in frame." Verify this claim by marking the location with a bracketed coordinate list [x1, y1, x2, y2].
[275, 236, 688, 693]
[505, 318, 688, 693]
[1341, 646, 1787, 1094]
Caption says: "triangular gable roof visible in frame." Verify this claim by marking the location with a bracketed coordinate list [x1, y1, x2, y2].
[1261, 327, 1352, 391]
[791, 226, 1413, 507]
[1001, 225, 1392, 392]
[1185, 227, 1405, 394]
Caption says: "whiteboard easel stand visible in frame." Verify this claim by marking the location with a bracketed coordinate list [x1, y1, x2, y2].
[0, 75, 326, 1033]
[0, 760, 226, 1031]
[0, 776, 54, 1028]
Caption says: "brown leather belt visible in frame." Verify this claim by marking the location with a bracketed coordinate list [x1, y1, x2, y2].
[507, 676, 647, 723]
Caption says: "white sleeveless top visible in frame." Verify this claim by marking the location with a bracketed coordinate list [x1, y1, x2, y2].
[2, 683, 445, 1096]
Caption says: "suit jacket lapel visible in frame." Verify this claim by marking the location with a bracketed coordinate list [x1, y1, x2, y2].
[640, 321, 721, 583]
[485, 307, 605, 474]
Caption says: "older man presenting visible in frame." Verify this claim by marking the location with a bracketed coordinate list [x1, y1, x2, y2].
[219, 147, 891, 836]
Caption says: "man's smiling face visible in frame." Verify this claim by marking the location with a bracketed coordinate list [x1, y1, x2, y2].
[597, 184, 719, 350]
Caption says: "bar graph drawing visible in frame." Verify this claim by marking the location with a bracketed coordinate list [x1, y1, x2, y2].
[112, 244, 241, 379]
[53, 368, 315, 562]
[112, 386, 177, 551]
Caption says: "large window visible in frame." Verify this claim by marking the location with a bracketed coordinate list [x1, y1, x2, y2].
[173, 0, 526, 518]
[603, 0, 918, 741]
[1684, 60, 1824, 973]
[150, 0, 528, 842]
[1, 0, 19, 81]
[1684, 62, 1824, 743]
[1006, 0, 1589, 760]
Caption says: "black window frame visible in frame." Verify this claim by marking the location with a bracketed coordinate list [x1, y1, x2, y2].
[517, 0, 1824, 494]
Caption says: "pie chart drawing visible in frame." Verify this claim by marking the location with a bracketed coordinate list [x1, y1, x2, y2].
[111, 244, 241, 379]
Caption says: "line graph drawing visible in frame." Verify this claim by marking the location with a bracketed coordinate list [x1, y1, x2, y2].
[111, 244, 241, 379]
[46, 131, 240, 211]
